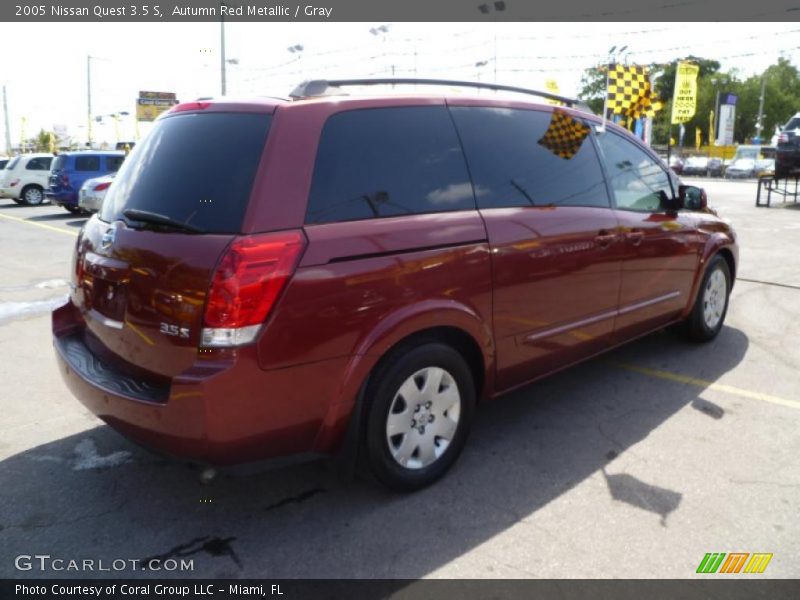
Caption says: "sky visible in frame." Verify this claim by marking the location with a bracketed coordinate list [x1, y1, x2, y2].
[1, 21, 799, 148]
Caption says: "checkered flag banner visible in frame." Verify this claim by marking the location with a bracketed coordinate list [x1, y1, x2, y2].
[607, 63, 651, 116]
[537, 109, 590, 160]
[625, 79, 663, 122]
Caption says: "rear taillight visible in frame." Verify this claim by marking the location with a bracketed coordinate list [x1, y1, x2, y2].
[61, 174, 70, 187]
[94, 182, 111, 191]
[9, 178, 19, 187]
[778, 133, 789, 144]
[201, 230, 306, 347]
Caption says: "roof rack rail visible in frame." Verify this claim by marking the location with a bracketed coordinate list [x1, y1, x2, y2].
[289, 78, 590, 111]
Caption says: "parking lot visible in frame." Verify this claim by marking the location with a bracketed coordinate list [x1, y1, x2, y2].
[1, 179, 798, 579]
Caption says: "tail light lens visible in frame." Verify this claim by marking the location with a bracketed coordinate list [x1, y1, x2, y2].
[201, 230, 306, 347]
[9, 178, 19, 187]
[94, 182, 111, 191]
[61, 174, 70, 187]
[778, 133, 788, 144]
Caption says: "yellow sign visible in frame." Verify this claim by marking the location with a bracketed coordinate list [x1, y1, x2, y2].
[545, 79, 561, 105]
[671, 62, 699, 124]
[136, 91, 178, 122]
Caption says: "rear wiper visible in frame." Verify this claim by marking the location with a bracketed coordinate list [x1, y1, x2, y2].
[122, 209, 204, 233]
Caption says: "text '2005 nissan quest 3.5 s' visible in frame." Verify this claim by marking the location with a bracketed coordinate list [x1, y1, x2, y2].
[53, 79, 738, 491]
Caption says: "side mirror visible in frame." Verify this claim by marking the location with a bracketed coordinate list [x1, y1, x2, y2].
[679, 185, 707, 211]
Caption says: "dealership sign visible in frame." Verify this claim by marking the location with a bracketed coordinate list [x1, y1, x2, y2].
[136, 91, 178, 122]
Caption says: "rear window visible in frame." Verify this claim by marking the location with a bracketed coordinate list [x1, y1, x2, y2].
[100, 112, 271, 234]
[783, 117, 800, 131]
[75, 156, 101, 171]
[51, 155, 68, 171]
[6, 156, 20, 170]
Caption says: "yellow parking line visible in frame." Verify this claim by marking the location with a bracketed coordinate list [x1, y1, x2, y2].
[612, 362, 800, 410]
[0, 212, 78, 236]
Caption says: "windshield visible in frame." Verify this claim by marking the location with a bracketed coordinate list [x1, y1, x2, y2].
[99, 112, 272, 234]
[734, 147, 759, 161]
[783, 117, 800, 131]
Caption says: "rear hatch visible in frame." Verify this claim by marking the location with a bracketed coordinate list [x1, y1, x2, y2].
[48, 154, 70, 193]
[72, 109, 274, 380]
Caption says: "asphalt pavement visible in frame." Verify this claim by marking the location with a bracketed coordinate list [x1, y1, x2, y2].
[0, 178, 798, 579]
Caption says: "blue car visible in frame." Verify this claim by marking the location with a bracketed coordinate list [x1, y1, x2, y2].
[47, 151, 125, 212]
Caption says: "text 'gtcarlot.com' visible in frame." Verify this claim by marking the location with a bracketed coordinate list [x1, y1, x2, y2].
[14, 554, 194, 572]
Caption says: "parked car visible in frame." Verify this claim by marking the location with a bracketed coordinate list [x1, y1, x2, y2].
[46, 151, 125, 213]
[755, 158, 776, 178]
[78, 174, 115, 213]
[53, 81, 738, 491]
[681, 155, 709, 176]
[725, 145, 764, 179]
[668, 154, 684, 175]
[0, 153, 54, 205]
[776, 112, 800, 179]
[707, 157, 724, 177]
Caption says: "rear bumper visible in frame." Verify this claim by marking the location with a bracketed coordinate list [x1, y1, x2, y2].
[0, 186, 20, 199]
[52, 301, 352, 465]
[78, 193, 102, 212]
[47, 190, 78, 207]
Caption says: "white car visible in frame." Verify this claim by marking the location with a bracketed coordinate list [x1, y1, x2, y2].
[78, 174, 114, 213]
[0, 153, 54, 205]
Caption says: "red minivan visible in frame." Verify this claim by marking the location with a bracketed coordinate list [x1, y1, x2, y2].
[52, 80, 738, 490]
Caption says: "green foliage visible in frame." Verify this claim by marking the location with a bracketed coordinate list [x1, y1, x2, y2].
[578, 55, 800, 146]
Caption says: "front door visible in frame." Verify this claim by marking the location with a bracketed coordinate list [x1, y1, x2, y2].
[595, 130, 702, 342]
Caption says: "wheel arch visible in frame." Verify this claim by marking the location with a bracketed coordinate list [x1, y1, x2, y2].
[313, 302, 494, 457]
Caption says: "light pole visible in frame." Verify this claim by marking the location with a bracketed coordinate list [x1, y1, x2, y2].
[477, 2, 506, 83]
[287, 44, 304, 80]
[95, 111, 130, 145]
[87, 55, 94, 147]
[475, 60, 489, 83]
[369, 24, 391, 76]
[220, 2, 227, 95]
[600, 45, 627, 131]
[755, 76, 766, 143]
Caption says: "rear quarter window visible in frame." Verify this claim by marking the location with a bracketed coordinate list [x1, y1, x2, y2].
[106, 156, 124, 172]
[26, 157, 52, 170]
[75, 156, 101, 171]
[51, 155, 68, 171]
[6, 156, 21, 170]
[306, 106, 475, 224]
[100, 112, 272, 234]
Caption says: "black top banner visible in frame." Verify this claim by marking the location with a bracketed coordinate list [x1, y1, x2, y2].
[4, 0, 800, 22]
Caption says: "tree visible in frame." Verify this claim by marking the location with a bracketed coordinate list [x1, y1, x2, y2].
[34, 129, 56, 153]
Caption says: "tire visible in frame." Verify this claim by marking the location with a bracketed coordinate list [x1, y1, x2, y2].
[65, 205, 81, 214]
[684, 255, 731, 342]
[21, 185, 44, 206]
[362, 341, 476, 491]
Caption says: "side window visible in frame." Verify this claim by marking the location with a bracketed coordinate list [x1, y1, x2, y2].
[449, 107, 610, 209]
[106, 156, 124, 172]
[75, 156, 100, 171]
[596, 132, 672, 212]
[306, 106, 474, 224]
[26, 157, 52, 170]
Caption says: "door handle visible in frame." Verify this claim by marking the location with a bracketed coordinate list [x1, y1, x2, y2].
[594, 230, 616, 249]
[626, 230, 644, 246]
